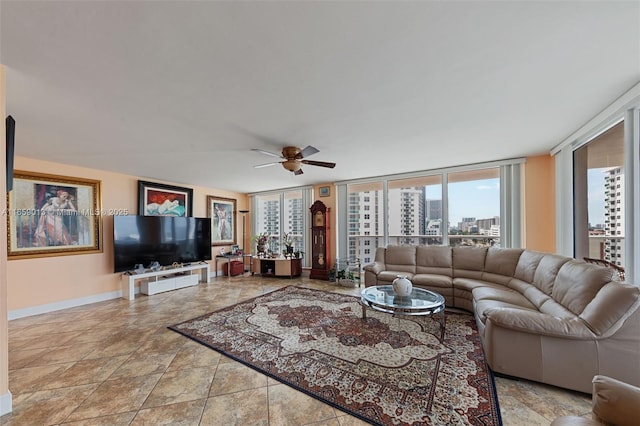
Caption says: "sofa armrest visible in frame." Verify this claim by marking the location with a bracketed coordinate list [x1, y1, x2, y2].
[484, 308, 595, 339]
[363, 262, 384, 275]
[591, 375, 640, 426]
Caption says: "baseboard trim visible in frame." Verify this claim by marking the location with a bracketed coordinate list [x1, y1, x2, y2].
[8, 290, 125, 320]
[0, 391, 12, 416]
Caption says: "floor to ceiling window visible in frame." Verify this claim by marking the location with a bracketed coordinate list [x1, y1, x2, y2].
[337, 160, 520, 262]
[573, 121, 625, 268]
[344, 182, 383, 265]
[250, 187, 312, 265]
[447, 169, 500, 247]
[387, 176, 442, 247]
[553, 86, 639, 284]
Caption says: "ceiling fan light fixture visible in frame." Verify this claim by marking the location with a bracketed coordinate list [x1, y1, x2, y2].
[282, 159, 301, 172]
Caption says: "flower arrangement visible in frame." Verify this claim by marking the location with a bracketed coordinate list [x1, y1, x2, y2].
[282, 232, 296, 247]
[253, 232, 271, 248]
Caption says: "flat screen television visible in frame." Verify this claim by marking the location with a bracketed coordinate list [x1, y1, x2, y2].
[113, 215, 212, 273]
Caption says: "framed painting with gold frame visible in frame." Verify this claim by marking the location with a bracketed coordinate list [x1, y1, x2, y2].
[7, 170, 102, 259]
[207, 195, 236, 246]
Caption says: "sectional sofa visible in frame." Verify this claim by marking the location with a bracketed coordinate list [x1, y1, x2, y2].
[363, 245, 640, 394]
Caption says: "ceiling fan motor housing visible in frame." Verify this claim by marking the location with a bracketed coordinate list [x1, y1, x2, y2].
[282, 146, 302, 159]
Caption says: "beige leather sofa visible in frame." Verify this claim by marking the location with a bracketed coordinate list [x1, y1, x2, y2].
[363, 245, 640, 394]
[551, 375, 640, 426]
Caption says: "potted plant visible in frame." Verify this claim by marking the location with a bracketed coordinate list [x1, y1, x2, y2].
[282, 232, 296, 254]
[253, 232, 271, 254]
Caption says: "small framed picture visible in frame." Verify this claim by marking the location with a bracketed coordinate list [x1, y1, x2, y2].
[319, 186, 330, 197]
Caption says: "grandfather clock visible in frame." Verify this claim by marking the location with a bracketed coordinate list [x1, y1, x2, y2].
[310, 200, 330, 280]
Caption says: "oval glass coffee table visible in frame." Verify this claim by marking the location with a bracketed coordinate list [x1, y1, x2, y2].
[360, 285, 446, 341]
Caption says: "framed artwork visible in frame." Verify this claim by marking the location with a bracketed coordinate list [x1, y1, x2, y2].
[138, 180, 193, 217]
[207, 195, 236, 246]
[319, 186, 330, 197]
[7, 170, 102, 259]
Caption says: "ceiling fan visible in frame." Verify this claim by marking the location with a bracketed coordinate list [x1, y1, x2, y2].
[252, 145, 336, 175]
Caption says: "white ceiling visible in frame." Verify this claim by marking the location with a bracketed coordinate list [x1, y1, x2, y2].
[1, 1, 639, 193]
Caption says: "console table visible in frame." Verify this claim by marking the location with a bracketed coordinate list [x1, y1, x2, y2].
[121, 262, 210, 300]
[215, 254, 245, 277]
[252, 257, 301, 278]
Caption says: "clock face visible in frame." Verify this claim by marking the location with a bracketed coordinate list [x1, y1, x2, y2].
[314, 211, 324, 227]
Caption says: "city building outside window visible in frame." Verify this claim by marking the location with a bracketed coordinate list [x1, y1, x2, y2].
[251, 188, 312, 264]
[338, 161, 519, 262]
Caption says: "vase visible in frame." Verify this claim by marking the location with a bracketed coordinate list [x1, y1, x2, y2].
[257, 244, 265, 254]
[286, 245, 294, 254]
[392, 275, 413, 297]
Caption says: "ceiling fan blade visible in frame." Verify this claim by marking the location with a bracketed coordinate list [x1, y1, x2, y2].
[254, 162, 280, 169]
[294, 168, 304, 175]
[251, 148, 283, 159]
[298, 145, 319, 159]
[301, 160, 336, 168]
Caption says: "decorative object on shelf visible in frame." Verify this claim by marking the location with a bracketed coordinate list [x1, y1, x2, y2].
[149, 261, 161, 272]
[134, 264, 146, 274]
[220, 247, 225, 256]
[392, 275, 413, 297]
[138, 180, 192, 217]
[207, 195, 236, 246]
[7, 170, 102, 259]
[253, 232, 271, 255]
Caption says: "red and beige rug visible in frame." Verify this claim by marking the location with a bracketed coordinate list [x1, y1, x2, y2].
[169, 286, 502, 425]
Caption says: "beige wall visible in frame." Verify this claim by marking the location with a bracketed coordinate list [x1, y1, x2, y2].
[523, 154, 556, 252]
[1, 65, 11, 413]
[7, 156, 248, 313]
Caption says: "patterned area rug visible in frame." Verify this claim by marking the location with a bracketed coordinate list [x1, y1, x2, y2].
[169, 286, 502, 425]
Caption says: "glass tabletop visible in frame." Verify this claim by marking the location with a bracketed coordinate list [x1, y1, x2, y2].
[361, 285, 445, 312]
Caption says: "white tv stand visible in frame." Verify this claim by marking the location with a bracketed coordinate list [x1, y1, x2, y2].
[121, 262, 210, 300]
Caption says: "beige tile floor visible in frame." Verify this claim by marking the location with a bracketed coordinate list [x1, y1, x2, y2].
[1, 274, 592, 425]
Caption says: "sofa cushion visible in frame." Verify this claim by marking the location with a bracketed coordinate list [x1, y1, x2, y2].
[412, 273, 452, 289]
[453, 277, 505, 293]
[532, 254, 572, 295]
[537, 298, 576, 319]
[507, 278, 534, 294]
[552, 261, 615, 315]
[452, 247, 488, 279]
[473, 286, 537, 310]
[514, 250, 545, 283]
[520, 285, 552, 309]
[415, 246, 452, 276]
[474, 299, 539, 324]
[384, 246, 417, 274]
[579, 282, 640, 336]
[484, 247, 524, 277]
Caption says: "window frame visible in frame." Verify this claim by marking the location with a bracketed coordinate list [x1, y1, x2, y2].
[335, 159, 524, 261]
